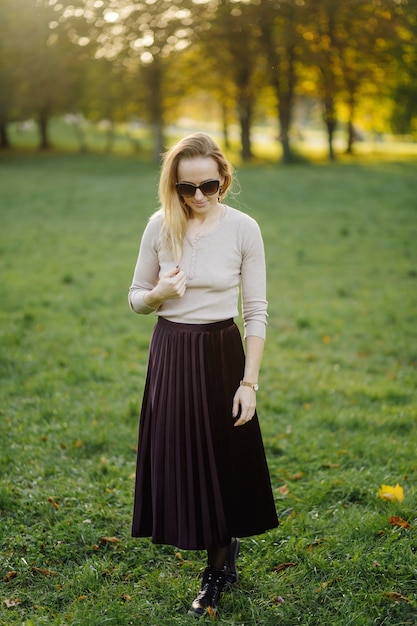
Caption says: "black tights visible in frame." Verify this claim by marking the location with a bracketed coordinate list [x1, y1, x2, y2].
[207, 544, 229, 571]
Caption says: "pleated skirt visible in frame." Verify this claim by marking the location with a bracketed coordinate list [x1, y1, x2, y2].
[132, 317, 278, 550]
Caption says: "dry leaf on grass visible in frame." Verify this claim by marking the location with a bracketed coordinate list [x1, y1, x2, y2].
[3, 597, 21, 608]
[175, 552, 185, 563]
[273, 562, 297, 573]
[288, 472, 304, 481]
[47, 497, 60, 510]
[277, 484, 289, 495]
[100, 536, 120, 544]
[121, 593, 132, 602]
[384, 592, 411, 603]
[315, 580, 335, 593]
[389, 516, 411, 529]
[3, 571, 18, 583]
[32, 567, 58, 577]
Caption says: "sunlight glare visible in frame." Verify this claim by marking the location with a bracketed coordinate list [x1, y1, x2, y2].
[176, 9, 191, 19]
[141, 51, 154, 63]
[175, 39, 189, 51]
[104, 11, 119, 23]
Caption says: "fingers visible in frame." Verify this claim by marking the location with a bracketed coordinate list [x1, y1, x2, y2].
[167, 265, 180, 278]
[161, 266, 187, 298]
[172, 269, 187, 297]
[232, 388, 256, 427]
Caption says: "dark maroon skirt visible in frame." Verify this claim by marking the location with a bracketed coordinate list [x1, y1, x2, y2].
[132, 317, 278, 550]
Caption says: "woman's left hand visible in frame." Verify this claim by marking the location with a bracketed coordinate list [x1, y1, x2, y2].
[232, 386, 256, 427]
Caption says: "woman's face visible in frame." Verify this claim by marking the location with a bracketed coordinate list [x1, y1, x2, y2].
[177, 156, 223, 219]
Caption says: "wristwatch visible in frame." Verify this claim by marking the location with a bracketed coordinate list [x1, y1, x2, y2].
[240, 380, 259, 391]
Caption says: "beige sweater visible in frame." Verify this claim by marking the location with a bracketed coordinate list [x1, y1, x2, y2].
[128, 205, 268, 339]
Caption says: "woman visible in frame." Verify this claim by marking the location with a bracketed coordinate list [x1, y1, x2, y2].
[128, 132, 278, 618]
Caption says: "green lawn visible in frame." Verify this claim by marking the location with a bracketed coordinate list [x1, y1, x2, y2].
[1, 152, 416, 625]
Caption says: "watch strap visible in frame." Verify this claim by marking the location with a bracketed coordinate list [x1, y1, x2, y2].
[240, 380, 259, 391]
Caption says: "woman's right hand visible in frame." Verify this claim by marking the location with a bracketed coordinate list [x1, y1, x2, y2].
[144, 266, 187, 308]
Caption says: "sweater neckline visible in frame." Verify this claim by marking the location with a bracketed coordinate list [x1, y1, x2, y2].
[185, 204, 228, 243]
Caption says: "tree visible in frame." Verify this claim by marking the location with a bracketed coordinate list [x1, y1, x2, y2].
[197, 0, 264, 160]
[301, 0, 345, 160]
[84, 0, 199, 160]
[7, 0, 91, 149]
[334, 0, 408, 153]
[390, 0, 417, 135]
[257, 0, 304, 163]
[299, 0, 409, 158]
[0, 0, 19, 148]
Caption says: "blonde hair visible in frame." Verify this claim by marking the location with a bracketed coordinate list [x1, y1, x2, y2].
[158, 132, 233, 264]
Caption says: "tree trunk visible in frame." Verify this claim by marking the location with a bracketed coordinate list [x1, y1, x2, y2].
[345, 92, 356, 154]
[221, 102, 230, 150]
[346, 119, 354, 155]
[324, 96, 336, 160]
[38, 107, 51, 150]
[105, 121, 114, 153]
[0, 120, 10, 149]
[238, 96, 252, 161]
[279, 96, 293, 164]
[152, 121, 164, 163]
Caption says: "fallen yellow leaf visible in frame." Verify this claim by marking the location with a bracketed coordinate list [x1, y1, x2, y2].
[288, 472, 304, 481]
[378, 484, 404, 503]
[277, 484, 289, 495]
[175, 552, 185, 563]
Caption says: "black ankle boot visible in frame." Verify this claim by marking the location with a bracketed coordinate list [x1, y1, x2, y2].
[224, 537, 240, 586]
[188, 564, 227, 618]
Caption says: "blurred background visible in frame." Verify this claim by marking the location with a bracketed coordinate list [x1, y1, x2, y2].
[1, 0, 416, 162]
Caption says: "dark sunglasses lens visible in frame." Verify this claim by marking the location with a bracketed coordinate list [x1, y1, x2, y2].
[200, 180, 220, 195]
[176, 180, 220, 197]
[176, 183, 196, 197]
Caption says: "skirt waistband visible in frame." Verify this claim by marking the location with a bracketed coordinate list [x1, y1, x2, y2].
[157, 317, 234, 332]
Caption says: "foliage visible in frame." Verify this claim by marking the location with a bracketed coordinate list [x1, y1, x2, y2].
[0, 0, 416, 156]
[1, 153, 416, 625]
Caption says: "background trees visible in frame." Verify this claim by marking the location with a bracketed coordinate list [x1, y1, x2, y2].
[1, 0, 415, 160]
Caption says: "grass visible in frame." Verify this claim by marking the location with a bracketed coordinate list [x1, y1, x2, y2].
[0, 150, 416, 625]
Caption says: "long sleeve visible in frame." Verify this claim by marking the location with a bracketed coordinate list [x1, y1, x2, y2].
[240, 218, 268, 339]
[128, 216, 162, 314]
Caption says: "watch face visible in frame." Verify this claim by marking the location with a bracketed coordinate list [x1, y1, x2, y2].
[253, 383, 259, 391]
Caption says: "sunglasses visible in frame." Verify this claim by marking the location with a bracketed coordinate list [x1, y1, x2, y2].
[175, 179, 220, 198]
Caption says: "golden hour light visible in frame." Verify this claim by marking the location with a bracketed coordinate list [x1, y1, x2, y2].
[104, 11, 119, 23]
